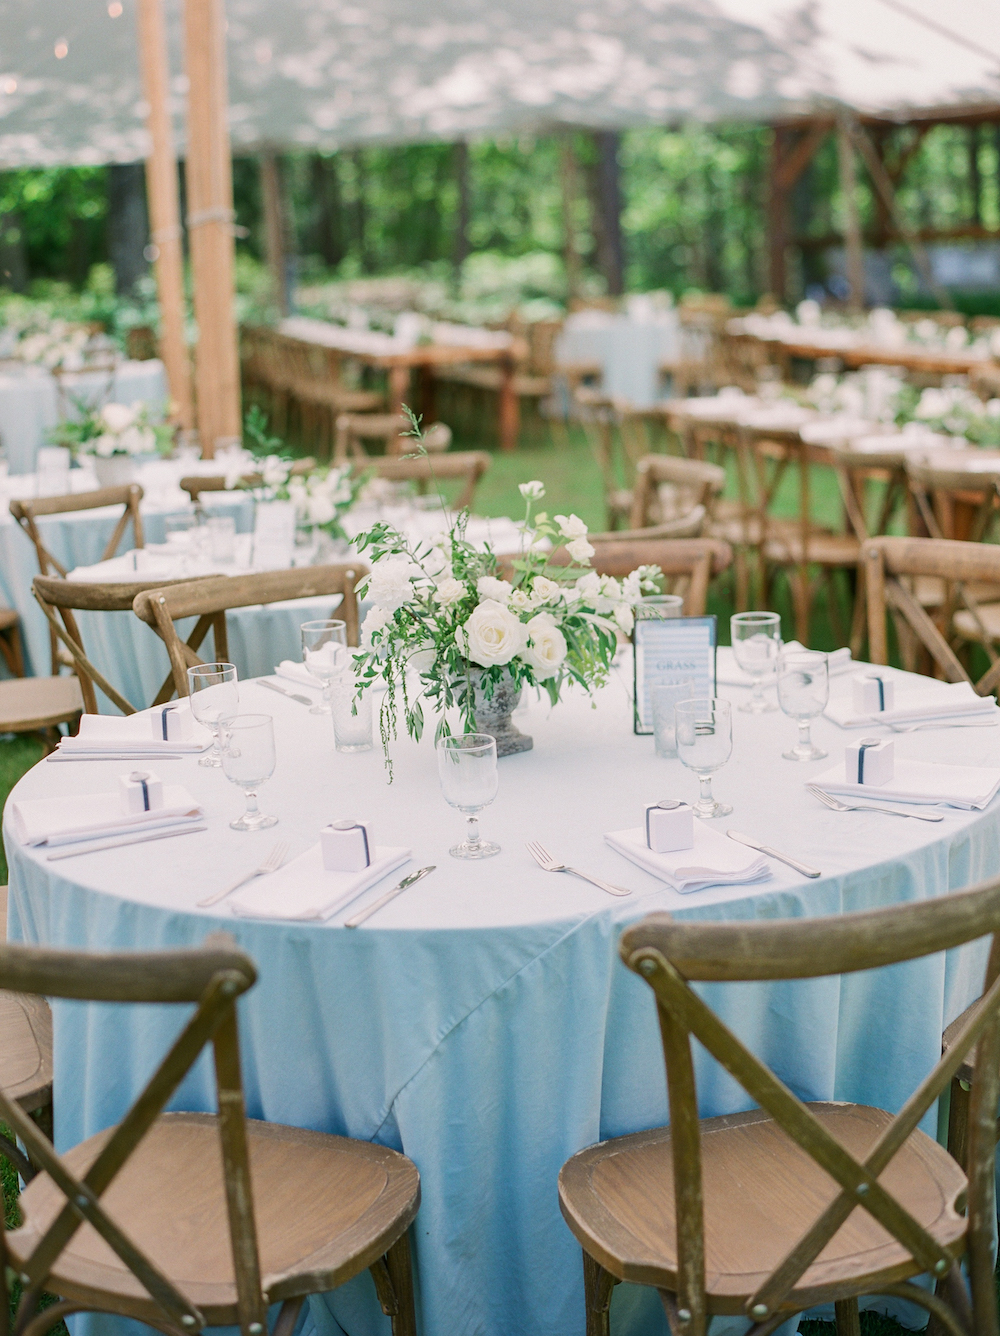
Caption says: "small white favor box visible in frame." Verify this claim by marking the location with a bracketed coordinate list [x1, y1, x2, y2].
[119, 769, 164, 814]
[852, 673, 895, 715]
[845, 738, 894, 787]
[644, 799, 694, 853]
[320, 819, 374, 872]
[151, 703, 193, 742]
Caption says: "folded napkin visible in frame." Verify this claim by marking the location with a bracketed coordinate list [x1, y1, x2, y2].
[11, 786, 203, 846]
[809, 758, 1000, 810]
[275, 660, 322, 691]
[716, 642, 852, 689]
[825, 680, 999, 730]
[57, 708, 213, 754]
[228, 842, 412, 921]
[605, 823, 771, 893]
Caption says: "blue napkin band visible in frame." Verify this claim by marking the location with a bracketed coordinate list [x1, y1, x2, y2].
[160, 705, 177, 740]
[129, 770, 151, 810]
[333, 821, 370, 867]
[857, 739, 881, 784]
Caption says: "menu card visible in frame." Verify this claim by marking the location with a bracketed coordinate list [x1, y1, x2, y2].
[634, 615, 716, 734]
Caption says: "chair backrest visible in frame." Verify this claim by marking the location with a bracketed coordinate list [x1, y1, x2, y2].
[10, 485, 145, 580]
[132, 563, 368, 701]
[568, 537, 732, 616]
[32, 575, 209, 715]
[905, 454, 1000, 545]
[619, 877, 1000, 1336]
[0, 934, 268, 1336]
[591, 512, 707, 543]
[357, 452, 491, 511]
[334, 413, 409, 462]
[180, 458, 316, 503]
[863, 536, 1000, 696]
[629, 455, 726, 529]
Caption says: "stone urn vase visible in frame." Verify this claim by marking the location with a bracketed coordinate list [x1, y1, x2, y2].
[92, 455, 136, 488]
[470, 668, 532, 757]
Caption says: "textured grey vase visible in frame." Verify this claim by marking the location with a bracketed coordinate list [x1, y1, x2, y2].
[470, 669, 533, 757]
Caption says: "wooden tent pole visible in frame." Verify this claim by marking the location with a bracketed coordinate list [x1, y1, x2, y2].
[136, 0, 193, 431]
[260, 152, 289, 316]
[836, 118, 865, 313]
[184, 0, 240, 458]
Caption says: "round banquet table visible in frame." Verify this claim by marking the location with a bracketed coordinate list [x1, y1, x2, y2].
[5, 658, 998, 1336]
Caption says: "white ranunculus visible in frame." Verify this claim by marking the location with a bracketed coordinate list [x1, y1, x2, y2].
[530, 575, 563, 604]
[522, 612, 567, 679]
[477, 575, 513, 603]
[361, 606, 392, 647]
[566, 536, 595, 563]
[365, 559, 419, 612]
[457, 599, 529, 667]
[519, 480, 545, 499]
[555, 513, 588, 539]
[100, 402, 136, 434]
[435, 577, 466, 607]
[508, 588, 536, 612]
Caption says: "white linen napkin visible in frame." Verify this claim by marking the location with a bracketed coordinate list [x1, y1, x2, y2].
[57, 708, 213, 755]
[825, 680, 999, 730]
[716, 642, 852, 689]
[11, 786, 203, 846]
[228, 842, 412, 921]
[605, 823, 771, 893]
[275, 661, 321, 691]
[809, 758, 1000, 810]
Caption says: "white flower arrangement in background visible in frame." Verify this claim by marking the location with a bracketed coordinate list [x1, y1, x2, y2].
[47, 399, 173, 457]
[352, 478, 661, 771]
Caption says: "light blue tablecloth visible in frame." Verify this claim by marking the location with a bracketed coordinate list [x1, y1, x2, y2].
[4, 661, 996, 1336]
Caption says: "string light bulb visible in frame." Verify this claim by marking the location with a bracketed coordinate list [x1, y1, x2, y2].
[54, 39, 68, 58]
[108, 2, 123, 15]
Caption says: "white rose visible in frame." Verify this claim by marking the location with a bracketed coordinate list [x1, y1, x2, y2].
[364, 559, 419, 612]
[566, 536, 595, 563]
[457, 599, 529, 667]
[100, 402, 136, 434]
[435, 577, 466, 607]
[361, 606, 392, 647]
[94, 433, 116, 457]
[519, 480, 545, 499]
[522, 612, 567, 680]
[261, 456, 290, 488]
[477, 575, 513, 603]
[530, 575, 563, 604]
[508, 588, 536, 612]
[555, 513, 588, 539]
[307, 495, 336, 526]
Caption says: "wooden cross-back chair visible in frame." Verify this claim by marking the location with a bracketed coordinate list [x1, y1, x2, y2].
[132, 563, 368, 702]
[629, 456, 725, 533]
[864, 536, 1000, 695]
[32, 576, 206, 715]
[0, 934, 420, 1336]
[179, 459, 316, 504]
[0, 885, 53, 1186]
[573, 389, 631, 530]
[578, 537, 732, 617]
[560, 880, 1000, 1336]
[10, 485, 145, 581]
[355, 452, 490, 512]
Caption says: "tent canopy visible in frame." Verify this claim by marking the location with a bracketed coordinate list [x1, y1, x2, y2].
[0, 0, 998, 168]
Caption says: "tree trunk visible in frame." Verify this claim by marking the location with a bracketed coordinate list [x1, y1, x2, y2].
[260, 152, 290, 315]
[968, 125, 981, 227]
[453, 140, 470, 287]
[559, 129, 582, 304]
[590, 130, 624, 297]
[352, 150, 370, 271]
[0, 206, 28, 292]
[310, 155, 343, 269]
[107, 162, 149, 296]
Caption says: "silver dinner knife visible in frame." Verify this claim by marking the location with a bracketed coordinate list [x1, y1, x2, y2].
[257, 678, 313, 706]
[727, 830, 821, 879]
[344, 866, 435, 928]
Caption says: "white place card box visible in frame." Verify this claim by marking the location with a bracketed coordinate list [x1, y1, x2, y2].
[633, 615, 717, 735]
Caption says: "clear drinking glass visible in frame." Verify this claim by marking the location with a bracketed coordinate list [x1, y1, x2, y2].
[221, 713, 278, 832]
[331, 678, 373, 753]
[730, 611, 781, 713]
[777, 648, 829, 761]
[675, 697, 733, 818]
[638, 594, 684, 618]
[187, 662, 239, 768]
[650, 681, 695, 758]
[301, 619, 349, 715]
[207, 515, 237, 563]
[437, 733, 500, 859]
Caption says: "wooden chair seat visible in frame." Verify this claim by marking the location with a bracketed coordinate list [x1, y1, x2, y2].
[9, 1111, 418, 1327]
[0, 674, 83, 733]
[953, 603, 1000, 644]
[560, 1103, 965, 1314]
[762, 531, 861, 567]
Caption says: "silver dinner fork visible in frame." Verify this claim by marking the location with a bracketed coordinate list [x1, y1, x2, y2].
[526, 841, 632, 897]
[807, 786, 943, 823]
[197, 841, 290, 907]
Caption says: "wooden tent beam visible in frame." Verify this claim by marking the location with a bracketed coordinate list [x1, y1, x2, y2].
[136, 0, 193, 431]
[184, 0, 241, 458]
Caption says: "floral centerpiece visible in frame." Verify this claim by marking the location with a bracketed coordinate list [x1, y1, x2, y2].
[352, 479, 661, 771]
[47, 400, 174, 485]
[893, 384, 1000, 448]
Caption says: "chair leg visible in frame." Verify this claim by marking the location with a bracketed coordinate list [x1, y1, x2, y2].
[380, 1230, 417, 1336]
[946, 1075, 970, 1170]
[583, 1251, 617, 1336]
[834, 1297, 860, 1336]
[272, 1297, 305, 1336]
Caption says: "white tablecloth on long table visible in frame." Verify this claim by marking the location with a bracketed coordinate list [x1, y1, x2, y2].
[0, 360, 168, 475]
[5, 658, 997, 1336]
[555, 310, 680, 408]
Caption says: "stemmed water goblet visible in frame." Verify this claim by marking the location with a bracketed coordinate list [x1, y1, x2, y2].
[437, 733, 500, 859]
[221, 713, 278, 831]
[187, 662, 238, 767]
[730, 611, 781, 713]
[777, 648, 829, 761]
[301, 619, 349, 715]
[675, 697, 733, 818]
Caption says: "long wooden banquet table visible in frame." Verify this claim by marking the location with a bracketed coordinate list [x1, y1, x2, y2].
[5, 651, 996, 1336]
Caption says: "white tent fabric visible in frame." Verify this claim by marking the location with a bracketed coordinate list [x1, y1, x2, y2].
[0, 0, 998, 167]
